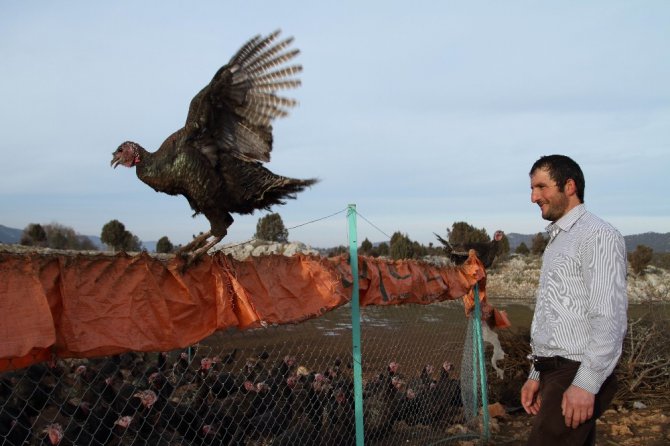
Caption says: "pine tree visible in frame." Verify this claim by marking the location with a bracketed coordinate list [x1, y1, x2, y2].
[515, 242, 530, 255]
[20, 223, 47, 246]
[101, 220, 142, 252]
[629, 245, 653, 275]
[156, 236, 174, 253]
[360, 238, 373, 254]
[447, 221, 489, 245]
[390, 231, 414, 260]
[255, 213, 289, 242]
[530, 233, 549, 255]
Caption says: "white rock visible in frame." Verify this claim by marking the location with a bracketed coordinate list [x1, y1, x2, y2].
[217, 240, 319, 260]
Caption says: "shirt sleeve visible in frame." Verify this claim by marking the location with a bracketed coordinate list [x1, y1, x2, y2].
[572, 228, 628, 394]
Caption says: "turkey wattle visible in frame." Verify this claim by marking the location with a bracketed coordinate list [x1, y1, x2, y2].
[111, 30, 317, 260]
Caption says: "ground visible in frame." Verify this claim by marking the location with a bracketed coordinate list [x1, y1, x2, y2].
[486, 406, 670, 446]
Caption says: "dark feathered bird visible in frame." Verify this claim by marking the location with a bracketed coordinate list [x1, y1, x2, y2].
[111, 30, 317, 259]
[0, 403, 32, 446]
[425, 361, 463, 426]
[434, 230, 505, 268]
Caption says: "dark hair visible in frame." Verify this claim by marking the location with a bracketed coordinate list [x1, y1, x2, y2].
[529, 155, 585, 202]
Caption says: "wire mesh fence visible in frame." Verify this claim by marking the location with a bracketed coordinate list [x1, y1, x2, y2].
[0, 301, 485, 445]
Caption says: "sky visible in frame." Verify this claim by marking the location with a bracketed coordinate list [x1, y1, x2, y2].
[1, 1, 668, 248]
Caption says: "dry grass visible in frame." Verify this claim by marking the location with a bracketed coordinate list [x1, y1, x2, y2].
[487, 255, 670, 303]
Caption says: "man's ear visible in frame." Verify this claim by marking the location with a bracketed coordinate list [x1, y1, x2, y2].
[564, 178, 577, 197]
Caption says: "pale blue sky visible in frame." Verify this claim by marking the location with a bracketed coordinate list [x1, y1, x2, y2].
[1, 1, 668, 247]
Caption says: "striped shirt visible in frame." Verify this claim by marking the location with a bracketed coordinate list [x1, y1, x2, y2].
[529, 204, 628, 394]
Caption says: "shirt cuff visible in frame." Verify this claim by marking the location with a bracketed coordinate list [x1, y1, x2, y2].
[528, 366, 540, 381]
[572, 365, 604, 394]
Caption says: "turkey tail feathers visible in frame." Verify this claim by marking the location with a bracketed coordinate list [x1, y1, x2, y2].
[260, 177, 319, 207]
[434, 233, 454, 252]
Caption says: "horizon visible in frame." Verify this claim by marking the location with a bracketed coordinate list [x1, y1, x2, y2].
[1, 222, 667, 251]
[1, 2, 668, 247]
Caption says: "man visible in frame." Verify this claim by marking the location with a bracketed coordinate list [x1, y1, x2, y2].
[521, 155, 628, 445]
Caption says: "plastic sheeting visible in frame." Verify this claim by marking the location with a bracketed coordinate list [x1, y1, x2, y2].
[0, 248, 509, 371]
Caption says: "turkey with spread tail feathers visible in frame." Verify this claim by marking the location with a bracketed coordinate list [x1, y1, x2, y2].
[111, 30, 317, 260]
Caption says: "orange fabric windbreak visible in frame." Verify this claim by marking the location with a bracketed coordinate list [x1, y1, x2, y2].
[0, 249, 509, 371]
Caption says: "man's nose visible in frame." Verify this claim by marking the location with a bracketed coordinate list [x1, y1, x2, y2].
[531, 190, 540, 203]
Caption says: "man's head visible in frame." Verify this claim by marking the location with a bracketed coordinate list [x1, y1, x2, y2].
[530, 155, 584, 222]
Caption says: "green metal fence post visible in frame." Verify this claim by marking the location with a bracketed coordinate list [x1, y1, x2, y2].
[473, 283, 490, 443]
[347, 204, 365, 446]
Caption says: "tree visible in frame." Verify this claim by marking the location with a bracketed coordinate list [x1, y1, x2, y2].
[126, 234, 143, 252]
[20, 222, 98, 250]
[629, 245, 653, 276]
[156, 236, 174, 253]
[47, 223, 98, 250]
[49, 230, 69, 249]
[499, 233, 511, 258]
[101, 219, 142, 252]
[101, 220, 126, 251]
[390, 231, 414, 260]
[651, 252, 670, 271]
[447, 221, 489, 245]
[377, 242, 389, 257]
[76, 236, 97, 251]
[327, 245, 348, 257]
[515, 242, 530, 255]
[20, 223, 47, 247]
[412, 241, 427, 257]
[530, 233, 549, 255]
[360, 238, 373, 255]
[255, 213, 288, 243]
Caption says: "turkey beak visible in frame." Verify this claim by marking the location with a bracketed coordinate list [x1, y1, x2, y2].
[111, 154, 121, 169]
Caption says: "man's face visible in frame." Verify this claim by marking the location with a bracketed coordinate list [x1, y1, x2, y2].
[530, 168, 570, 222]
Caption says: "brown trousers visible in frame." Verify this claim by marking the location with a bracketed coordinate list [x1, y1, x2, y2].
[526, 362, 617, 446]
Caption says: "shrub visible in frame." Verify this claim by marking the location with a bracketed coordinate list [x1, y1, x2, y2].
[629, 245, 653, 276]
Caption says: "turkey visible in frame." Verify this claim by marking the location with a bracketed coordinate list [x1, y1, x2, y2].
[111, 30, 317, 260]
[434, 230, 505, 268]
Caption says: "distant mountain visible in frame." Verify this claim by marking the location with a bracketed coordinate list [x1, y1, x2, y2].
[624, 232, 670, 253]
[507, 231, 670, 253]
[0, 225, 22, 244]
[505, 233, 536, 251]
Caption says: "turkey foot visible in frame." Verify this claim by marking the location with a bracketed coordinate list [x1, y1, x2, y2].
[176, 231, 212, 254]
[176, 231, 225, 267]
[190, 235, 223, 260]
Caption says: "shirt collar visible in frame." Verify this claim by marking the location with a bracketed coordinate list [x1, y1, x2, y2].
[545, 204, 586, 238]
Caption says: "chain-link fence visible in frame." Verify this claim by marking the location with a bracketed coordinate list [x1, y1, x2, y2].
[0, 299, 488, 445]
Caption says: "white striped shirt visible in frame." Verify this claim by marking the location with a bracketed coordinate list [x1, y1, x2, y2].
[529, 204, 628, 394]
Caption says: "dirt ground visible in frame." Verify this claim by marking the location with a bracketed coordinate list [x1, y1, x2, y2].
[485, 405, 670, 446]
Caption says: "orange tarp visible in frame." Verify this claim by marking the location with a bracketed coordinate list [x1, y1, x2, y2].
[0, 248, 509, 371]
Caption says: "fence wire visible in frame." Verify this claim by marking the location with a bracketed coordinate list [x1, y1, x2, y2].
[0, 301, 484, 446]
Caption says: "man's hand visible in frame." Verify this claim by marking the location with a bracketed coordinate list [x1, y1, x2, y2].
[521, 379, 541, 415]
[561, 385, 595, 428]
